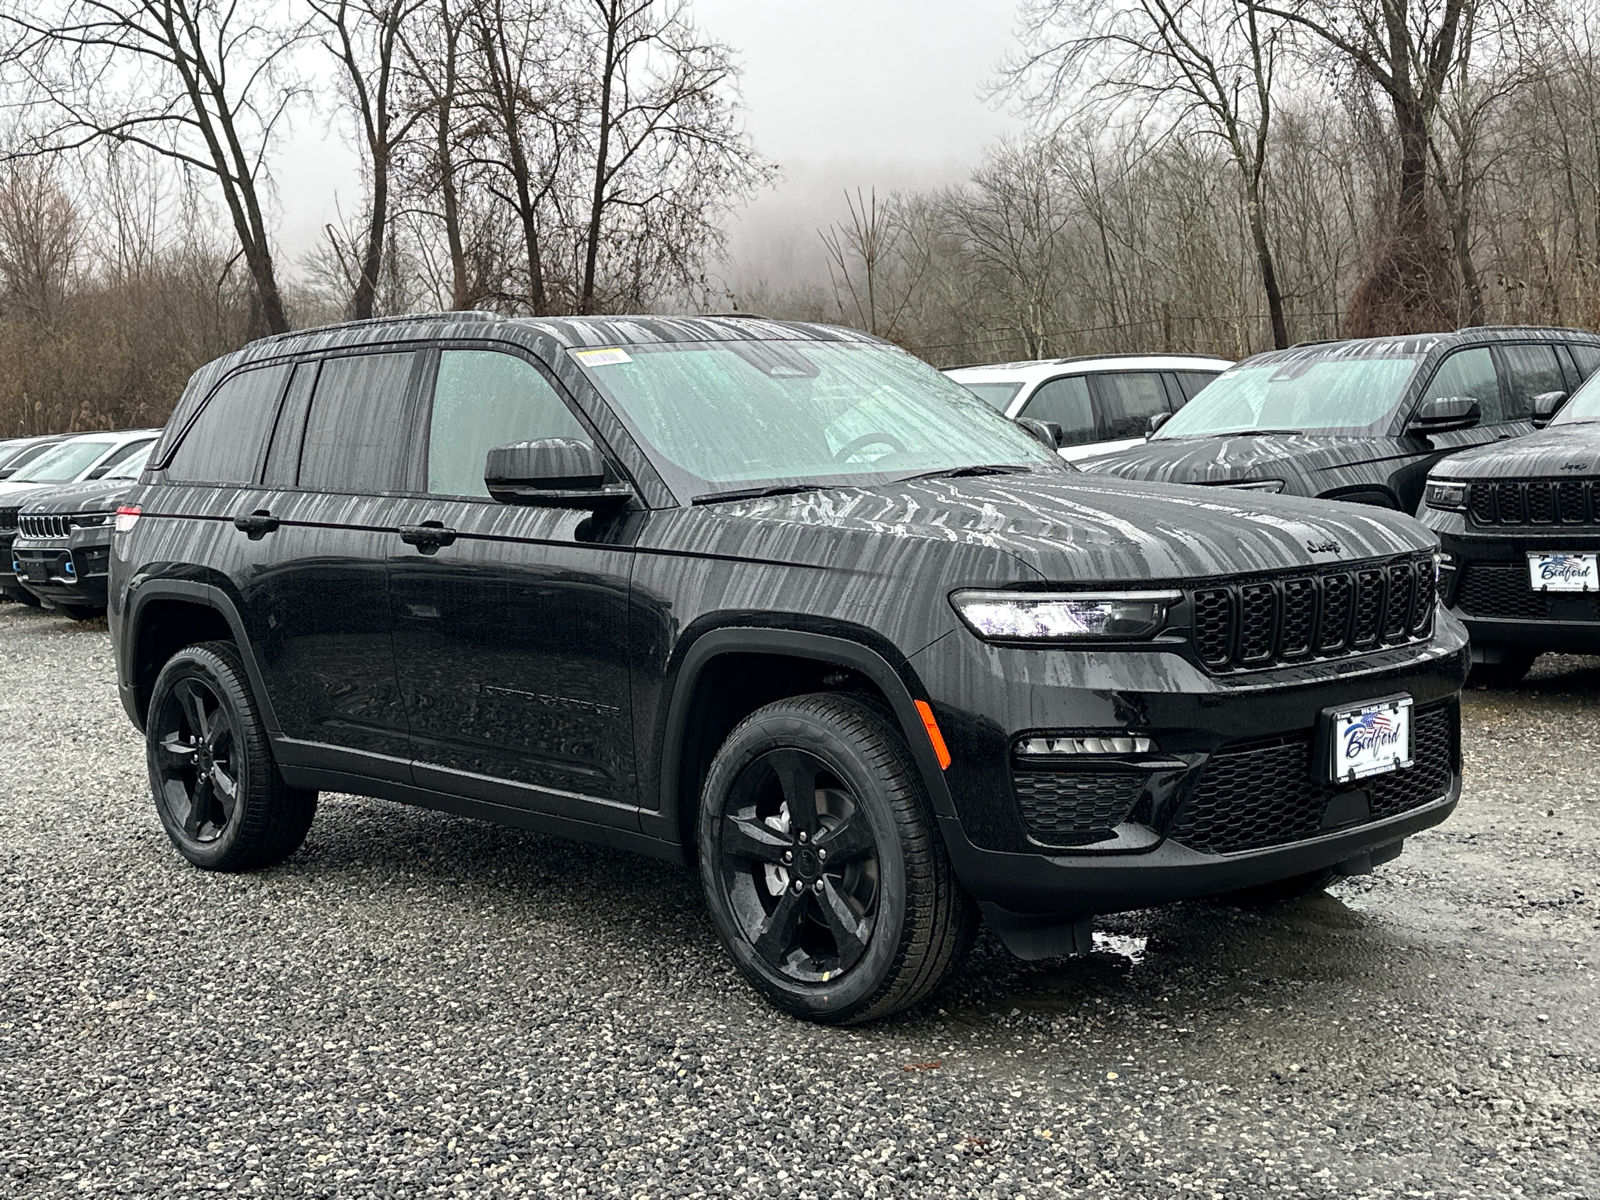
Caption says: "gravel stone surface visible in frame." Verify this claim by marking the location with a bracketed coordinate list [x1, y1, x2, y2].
[1, 602, 1597, 1198]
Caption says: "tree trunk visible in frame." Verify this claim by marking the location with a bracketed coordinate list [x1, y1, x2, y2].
[1245, 180, 1289, 349]
[353, 143, 388, 320]
[580, 0, 620, 314]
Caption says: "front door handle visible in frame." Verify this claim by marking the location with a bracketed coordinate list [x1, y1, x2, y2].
[233, 510, 279, 539]
[399, 522, 458, 554]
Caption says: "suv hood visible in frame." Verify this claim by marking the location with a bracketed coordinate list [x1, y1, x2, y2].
[20, 477, 137, 514]
[1080, 432, 1419, 493]
[1428, 422, 1600, 481]
[701, 471, 1432, 583]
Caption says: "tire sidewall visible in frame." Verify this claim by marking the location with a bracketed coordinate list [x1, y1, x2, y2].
[146, 646, 256, 869]
[698, 706, 911, 1020]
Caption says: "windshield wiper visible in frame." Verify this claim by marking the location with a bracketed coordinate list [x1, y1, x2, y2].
[1208, 429, 1303, 438]
[691, 482, 830, 505]
[902, 464, 1032, 482]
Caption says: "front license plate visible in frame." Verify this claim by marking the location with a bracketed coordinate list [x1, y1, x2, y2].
[1328, 696, 1412, 784]
[1527, 551, 1600, 592]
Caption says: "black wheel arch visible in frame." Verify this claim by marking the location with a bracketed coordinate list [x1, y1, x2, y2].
[646, 626, 957, 861]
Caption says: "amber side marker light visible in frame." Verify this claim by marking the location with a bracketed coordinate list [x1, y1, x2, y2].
[913, 700, 952, 770]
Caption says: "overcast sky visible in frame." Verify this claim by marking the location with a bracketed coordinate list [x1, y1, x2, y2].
[274, 0, 1029, 289]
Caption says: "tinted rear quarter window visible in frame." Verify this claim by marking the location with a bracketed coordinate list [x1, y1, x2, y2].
[298, 352, 421, 493]
[1172, 371, 1219, 402]
[165, 364, 292, 483]
[1566, 342, 1600, 382]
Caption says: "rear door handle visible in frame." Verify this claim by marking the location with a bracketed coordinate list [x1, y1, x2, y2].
[399, 522, 457, 554]
[233, 510, 279, 539]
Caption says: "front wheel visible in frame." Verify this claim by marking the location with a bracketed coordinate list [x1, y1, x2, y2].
[147, 641, 317, 871]
[697, 693, 976, 1024]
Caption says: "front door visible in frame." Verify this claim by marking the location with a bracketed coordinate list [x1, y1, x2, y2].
[386, 347, 638, 817]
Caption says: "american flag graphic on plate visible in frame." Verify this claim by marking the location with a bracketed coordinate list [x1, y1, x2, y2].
[1331, 697, 1413, 782]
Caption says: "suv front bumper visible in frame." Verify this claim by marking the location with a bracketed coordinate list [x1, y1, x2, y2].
[1437, 525, 1600, 653]
[12, 530, 113, 610]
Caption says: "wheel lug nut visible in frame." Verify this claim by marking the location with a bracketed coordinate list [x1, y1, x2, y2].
[813, 880, 825, 893]
[792, 879, 805, 894]
[798, 831, 808, 843]
[817, 848, 827, 861]
[782, 850, 792, 864]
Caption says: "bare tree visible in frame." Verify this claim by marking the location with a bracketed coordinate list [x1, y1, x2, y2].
[0, 1, 306, 334]
[0, 157, 78, 321]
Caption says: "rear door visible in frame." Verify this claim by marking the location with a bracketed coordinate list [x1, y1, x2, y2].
[238, 350, 425, 775]
[385, 345, 638, 819]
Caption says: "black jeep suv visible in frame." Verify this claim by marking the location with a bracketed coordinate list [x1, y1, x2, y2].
[110, 314, 1468, 1023]
[1421, 367, 1600, 685]
[1083, 327, 1600, 512]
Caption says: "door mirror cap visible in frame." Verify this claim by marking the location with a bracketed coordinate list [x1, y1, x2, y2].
[1015, 417, 1063, 449]
[484, 438, 633, 509]
[1409, 395, 1481, 435]
[1530, 390, 1569, 428]
[1147, 411, 1171, 437]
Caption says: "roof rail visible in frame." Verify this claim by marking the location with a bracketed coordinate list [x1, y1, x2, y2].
[253, 309, 501, 347]
[1288, 338, 1340, 349]
[946, 350, 1232, 370]
[1454, 323, 1592, 335]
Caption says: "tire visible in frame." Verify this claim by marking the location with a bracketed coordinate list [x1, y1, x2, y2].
[57, 603, 103, 621]
[146, 641, 317, 871]
[1217, 867, 1338, 906]
[697, 692, 977, 1024]
[1468, 651, 1536, 689]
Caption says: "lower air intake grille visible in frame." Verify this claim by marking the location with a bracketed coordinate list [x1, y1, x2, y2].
[1167, 702, 1455, 855]
[1013, 770, 1145, 847]
[1457, 563, 1600, 621]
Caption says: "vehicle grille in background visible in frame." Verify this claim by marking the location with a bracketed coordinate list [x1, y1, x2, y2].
[1013, 770, 1145, 847]
[1470, 479, 1598, 526]
[1187, 553, 1435, 672]
[1457, 563, 1600, 621]
[1167, 702, 1455, 854]
[0, 506, 17, 533]
[18, 514, 71, 538]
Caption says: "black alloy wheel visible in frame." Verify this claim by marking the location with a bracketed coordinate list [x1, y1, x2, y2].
[698, 693, 977, 1024]
[147, 641, 317, 871]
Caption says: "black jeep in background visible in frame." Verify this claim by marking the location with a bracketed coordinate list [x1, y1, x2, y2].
[109, 313, 1467, 1022]
[1083, 327, 1600, 513]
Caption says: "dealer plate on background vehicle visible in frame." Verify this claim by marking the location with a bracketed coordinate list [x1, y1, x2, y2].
[1527, 551, 1599, 592]
[1329, 696, 1412, 783]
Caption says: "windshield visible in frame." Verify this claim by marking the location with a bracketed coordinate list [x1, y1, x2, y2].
[1155, 354, 1422, 438]
[1553, 370, 1600, 424]
[11, 440, 113, 483]
[104, 444, 153, 479]
[572, 339, 1058, 496]
[952, 380, 1023, 411]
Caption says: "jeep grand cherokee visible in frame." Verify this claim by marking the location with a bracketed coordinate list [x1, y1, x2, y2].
[109, 314, 1468, 1023]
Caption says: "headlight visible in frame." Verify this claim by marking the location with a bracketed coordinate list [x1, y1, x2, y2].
[1424, 480, 1467, 511]
[1222, 479, 1286, 493]
[951, 590, 1180, 641]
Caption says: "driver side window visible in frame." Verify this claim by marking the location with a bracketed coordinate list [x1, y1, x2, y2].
[1020, 376, 1095, 445]
[1420, 348, 1502, 424]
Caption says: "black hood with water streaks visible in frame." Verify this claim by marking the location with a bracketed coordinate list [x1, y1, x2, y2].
[667, 470, 1434, 584]
[20, 477, 138, 516]
[1079, 432, 1429, 498]
[1426, 421, 1600, 480]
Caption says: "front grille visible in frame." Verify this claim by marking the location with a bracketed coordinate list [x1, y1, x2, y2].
[1167, 702, 1456, 854]
[1187, 553, 1435, 672]
[18, 513, 71, 538]
[0, 506, 17, 533]
[1013, 770, 1144, 846]
[1457, 563, 1600, 621]
[1471, 479, 1599, 526]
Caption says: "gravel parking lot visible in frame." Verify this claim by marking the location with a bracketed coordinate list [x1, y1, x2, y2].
[1, 603, 1597, 1199]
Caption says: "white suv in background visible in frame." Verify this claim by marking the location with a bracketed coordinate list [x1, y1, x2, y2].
[944, 353, 1234, 463]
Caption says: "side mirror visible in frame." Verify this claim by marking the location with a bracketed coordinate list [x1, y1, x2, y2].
[1016, 417, 1063, 450]
[1147, 412, 1171, 437]
[1408, 395, 1481, 435]
[1530, 390, 1568, 429]
[485, 438, 633, 509]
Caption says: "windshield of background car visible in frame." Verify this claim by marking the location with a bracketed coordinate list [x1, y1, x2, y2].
[104, 444, 153, 479]
[571, 339, 1059, 495]
[952, 380, 1023, 410]
[10, 440, 113, 482]
[1552, 368, 1600, 424]
[1153, 353, 1423, 438]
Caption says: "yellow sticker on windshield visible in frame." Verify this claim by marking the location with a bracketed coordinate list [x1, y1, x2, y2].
[573, 347, 632, 367]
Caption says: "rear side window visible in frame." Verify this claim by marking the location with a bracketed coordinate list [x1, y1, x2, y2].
[165, 365, 291, 484]
[1020, 375, 1095, 445]
[1172, 371, 1219, 402]
[1093, 372, 1173, 439]
[427, 350, 590, 498]
[1497, 344, 1565, 420]
[1566, 342, 1600, 382]
[1420, 348, 1502, 424]
[298, 352, 420, 493]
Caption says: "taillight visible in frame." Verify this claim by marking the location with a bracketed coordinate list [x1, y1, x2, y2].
[114, 505, 141, 533]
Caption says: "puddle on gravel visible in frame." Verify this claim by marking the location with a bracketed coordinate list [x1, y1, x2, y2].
[1092, 930, 1148, 964]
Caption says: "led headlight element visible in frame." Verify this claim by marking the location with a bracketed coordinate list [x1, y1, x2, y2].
[1424, 480, 1467, 511]
[1017, 734, 1155, 756]
[951, 590, 1180, 641]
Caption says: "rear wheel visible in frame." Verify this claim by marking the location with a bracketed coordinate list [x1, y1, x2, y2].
[147, 641, 316, 871]
[698, 693, 976, 1024]
[1469, 650, 1536, 689]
